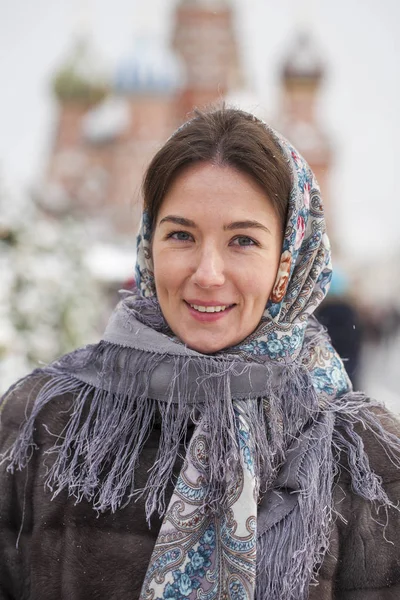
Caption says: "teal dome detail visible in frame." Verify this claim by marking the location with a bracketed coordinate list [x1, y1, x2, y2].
[114, 37, 184, 95]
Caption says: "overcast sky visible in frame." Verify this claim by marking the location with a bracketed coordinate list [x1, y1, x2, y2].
[0, 0, 399, 263]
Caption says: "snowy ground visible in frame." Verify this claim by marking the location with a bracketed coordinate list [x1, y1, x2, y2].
[360, 334, 400, 415]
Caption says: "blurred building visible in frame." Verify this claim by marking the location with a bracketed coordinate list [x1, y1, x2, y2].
[40, 0, 242, 235]
[274, 32, 335, 245]
[39, 0, 336, 243]
[38, 1, 350, 293]
[173, 0, 242, 117]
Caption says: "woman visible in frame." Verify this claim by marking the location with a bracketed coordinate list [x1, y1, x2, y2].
[1, 107, 400, 600]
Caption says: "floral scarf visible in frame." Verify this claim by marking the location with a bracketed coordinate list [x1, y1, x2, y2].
[134, 122, 345, 599]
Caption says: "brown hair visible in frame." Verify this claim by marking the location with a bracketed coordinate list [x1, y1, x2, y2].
[142, 107, 292, 228]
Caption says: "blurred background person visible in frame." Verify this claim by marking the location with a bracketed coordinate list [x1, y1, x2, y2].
[316, 269, 363, 389]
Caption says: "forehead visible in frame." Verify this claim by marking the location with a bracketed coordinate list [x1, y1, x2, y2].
[157, 162, 276, 223]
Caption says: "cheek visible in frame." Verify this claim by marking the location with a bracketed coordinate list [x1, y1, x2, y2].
[153, 249, 185, 296]
[241, 257, 280, 301]
[152, 247, 168, 293]
[154, 264, 171, 295]
[237, 274, 274, 315]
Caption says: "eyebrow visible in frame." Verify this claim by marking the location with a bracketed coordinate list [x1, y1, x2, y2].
[224, 220, 272, 235]
[158, 215, 271, 235]
[159, 216, 196, 227]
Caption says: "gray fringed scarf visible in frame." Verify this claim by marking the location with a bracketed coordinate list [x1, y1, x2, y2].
[2, 300, 400, 600]
[2, 117, 400, 599]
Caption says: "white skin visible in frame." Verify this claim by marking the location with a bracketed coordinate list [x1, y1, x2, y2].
[152, 162, 283, 354]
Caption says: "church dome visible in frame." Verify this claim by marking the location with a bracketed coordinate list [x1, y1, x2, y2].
[114, 36, 184, 95]
[282, 32, 325, 81]
[53, 38, 110, 104]
[82, 96, 131, 143]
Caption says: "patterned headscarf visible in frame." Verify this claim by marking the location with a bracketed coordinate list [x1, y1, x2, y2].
[135, 116, 349, 398]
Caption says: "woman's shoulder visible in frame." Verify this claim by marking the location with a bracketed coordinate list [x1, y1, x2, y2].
[331, 406, 400, 596]
[339, 404, 400, 485]
[0, 368, 78, 451]
[0, 342, 100, 432]
[1, 372, 48, 427]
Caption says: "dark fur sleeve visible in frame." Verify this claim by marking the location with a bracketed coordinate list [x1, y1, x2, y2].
[333, 479, 400, 599]
[334, 410, 400, 599]
[0, 375, 42, 599]
[0, 375, 166, 599]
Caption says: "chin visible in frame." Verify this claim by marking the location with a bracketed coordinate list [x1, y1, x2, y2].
[185, 342, 222, 355]
[183, 336, 236, 355]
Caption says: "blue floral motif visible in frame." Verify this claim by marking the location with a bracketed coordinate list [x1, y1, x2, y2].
[229, 579, 248, 600]
[240, 341, 268, 355]
[287, 227, 297, 248]
[190, 551, 205, 570]
[317, 269, 332, 296]
[240, 326, 304, 359]
[156, 526, 215, 600]
[176, 572, 197, 596]
[164, 583, 176, 599]
[289, 326, 303, 351]
[266, 300, 281, 318]
[312, 368, 333, 394]
[282, 238, 290, 252]
[186, 543, 212, 578]
[243, 447, 253, 472]
[156, 568, 200, 600]
[235, 423, 255, 475]
[266, 333, 284, 358]
[202, 527, 215, 546]
[311, 355, 350, 396]
[304, 231, 322, 251]
[142, 211, 152, 241]
[296, 168, 309, 192]
[134, 263, 142, 289]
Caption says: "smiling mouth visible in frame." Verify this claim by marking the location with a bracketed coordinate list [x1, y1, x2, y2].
[185, 302, 235, 313]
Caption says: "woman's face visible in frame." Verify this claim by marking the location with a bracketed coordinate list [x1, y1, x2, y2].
[152, 162, 283, 354]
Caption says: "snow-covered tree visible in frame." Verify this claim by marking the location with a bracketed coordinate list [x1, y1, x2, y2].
[0, 185, 105, 394]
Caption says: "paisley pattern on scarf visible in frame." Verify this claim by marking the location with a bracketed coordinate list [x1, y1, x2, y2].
[141, 404, 258, 600]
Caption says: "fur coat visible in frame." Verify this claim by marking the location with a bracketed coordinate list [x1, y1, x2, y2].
[1, 374, 400, 600]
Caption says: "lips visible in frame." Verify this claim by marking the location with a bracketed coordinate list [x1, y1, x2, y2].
[189, 303, 229, 313]
[185, 300, 235, 311]
[184, 300, 235, 321]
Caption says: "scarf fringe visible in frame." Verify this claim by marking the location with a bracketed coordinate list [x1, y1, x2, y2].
[2, 339, 400, 598]
[332, 393, 400, 507]
[2, 339, 324, 518]
[256, 413, 335, 600]
[255, 395, 400, 600]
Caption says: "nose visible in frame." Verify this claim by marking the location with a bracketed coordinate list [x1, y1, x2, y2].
[191, 246, 225, 289]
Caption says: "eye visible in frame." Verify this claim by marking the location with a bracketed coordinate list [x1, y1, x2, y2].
[166, 230, 193, 242]
[231, 235, 259, 247]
